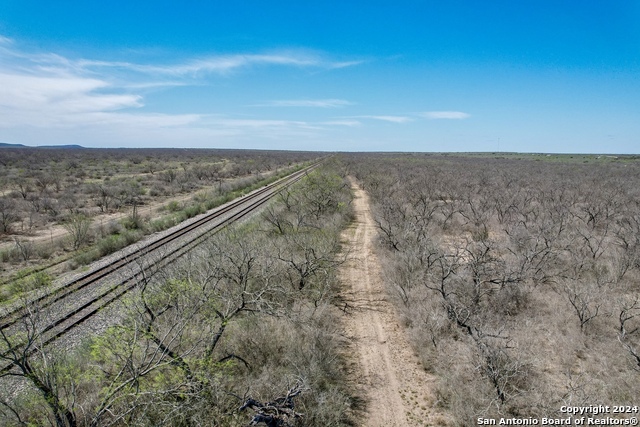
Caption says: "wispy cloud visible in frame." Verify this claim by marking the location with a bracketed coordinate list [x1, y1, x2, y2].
[0, 35, 370, 147]
[0, 73, 140, 111]
[354, 115, 414, 123]
[0, 36, 361, 138]
[254, 99, 353, 108]
[205, 117, 316, 129]
[321, 120, 362, 127]
[0, 71, 152, 129]
[329, 60, 365, 69]
[421, 111, 470, 119]
[75, 51, 360, 78]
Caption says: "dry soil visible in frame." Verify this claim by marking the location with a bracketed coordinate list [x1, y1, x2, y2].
[340, 178, 450, 427]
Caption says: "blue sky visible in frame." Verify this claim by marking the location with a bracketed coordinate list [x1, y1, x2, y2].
[0, 1, 639, 153]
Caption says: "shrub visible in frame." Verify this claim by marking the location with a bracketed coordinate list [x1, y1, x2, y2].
[166, 200, 181, 212]
[98, 235, 122, 257]
[72, 248, 100, 266]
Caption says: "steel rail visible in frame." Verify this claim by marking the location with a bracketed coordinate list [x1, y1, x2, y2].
[0, 163, 318, 373]
[0, 164, 314, 330]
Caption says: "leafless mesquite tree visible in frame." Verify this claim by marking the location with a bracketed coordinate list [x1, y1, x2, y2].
[347, 153, 640, 423]
[0, 198, 18, 234]
[618, 297, 640, 370]
[63, 214, 93, 251]
[0, 301, 77, 427]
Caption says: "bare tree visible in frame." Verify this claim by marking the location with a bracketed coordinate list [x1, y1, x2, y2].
[261, 205, 295, 235]
[618, 297, 640, 370]
[161, 168, 177, 184]
[276, 231, 342, 291]
[34, 173, 53, 194]
[0, 302, 77, 426]
[13, 238, 33, 262]
[59, 190, 80, 215]
[63, 214, 93, 250]
[0, 198, 18, 234]
[239, 382, 307, 427]
[373, 195, 409, 251]
[564, 280, 603, 331]
[93, 184, 114, 213]
[202, 230, 280, 359]
[14, 177, 32, 200]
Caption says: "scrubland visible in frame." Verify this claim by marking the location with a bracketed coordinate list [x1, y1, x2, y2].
[0, 159, 355, 426]
[4, 150, 640, 426]
[347, 153, 640, 425]
[0, 147, 320, 294]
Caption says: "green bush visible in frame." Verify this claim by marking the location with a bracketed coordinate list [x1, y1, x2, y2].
[96, 230, 143, 258]
[0, 249, 12, 263]
[166, 200, 180, 212]
[121, 215, 144, 230]
[148, 217, 177, 233]
[181, 203, 205, 220]
[72, 249, 100, 267]
[122, 229, 142, 245]
[6, 271, 53, 299]
[35, 243, 54, 260]
[98, 235, 122, 257]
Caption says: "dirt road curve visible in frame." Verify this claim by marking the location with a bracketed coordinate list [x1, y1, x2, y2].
[340, 178, 448, 427]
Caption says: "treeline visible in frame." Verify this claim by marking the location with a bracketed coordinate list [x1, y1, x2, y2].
[0, 161, 355, 426]
[0, 148, 319, 236]
[346, 153, 640, 425]
[0, 148, 321, 278]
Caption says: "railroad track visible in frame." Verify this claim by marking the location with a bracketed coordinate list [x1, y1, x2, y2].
[0, 165, 310, 288]
[0, 163, 318, 372]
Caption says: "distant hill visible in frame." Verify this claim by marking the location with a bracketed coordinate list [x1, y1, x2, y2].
[39, 144, 85, 149]
[0, 143, 85, 149]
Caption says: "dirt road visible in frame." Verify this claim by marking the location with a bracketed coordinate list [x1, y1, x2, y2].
[0, 192, 195, 254]
[340, 178, 448, 427]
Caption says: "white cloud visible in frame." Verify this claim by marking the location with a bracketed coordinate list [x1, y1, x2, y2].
[80, 112, 202, 128]
[321, 120, 362, 127]
[0, 36, 362, 146]
[0, 72, 148, 128]
[421, 111, 470, 119]
[329, 60, 365, 69]
[207, 118, 314, 129]
[75, 51, 360, 78]
[0, 73, 108, 107]
[0, 67, 205, 129]
[354, 115, 413, 123]
[79, 54, 310, 76]
[255, 99, 353, 108]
